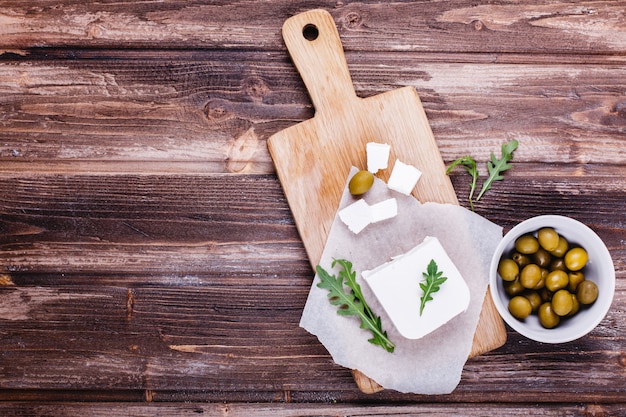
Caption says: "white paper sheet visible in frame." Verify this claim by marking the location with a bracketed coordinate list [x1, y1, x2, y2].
[299, 167, 503, 394]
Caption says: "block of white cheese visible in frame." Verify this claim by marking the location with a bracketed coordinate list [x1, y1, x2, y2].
[387, 159, 422, 195]
[337, 199, 371, 234]
[362, 236, 471, 340]
[338, 197, 397, 234]
[369, 198, 398, 223]
[366, 142, 391, 173]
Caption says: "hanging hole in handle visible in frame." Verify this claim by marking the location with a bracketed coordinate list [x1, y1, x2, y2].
[302, 24, 319, 41]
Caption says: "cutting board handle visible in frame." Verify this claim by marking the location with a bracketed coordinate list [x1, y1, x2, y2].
[282, 9, 357, 115]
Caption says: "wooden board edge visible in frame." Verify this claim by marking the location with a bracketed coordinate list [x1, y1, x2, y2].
[469, 287, 508, 358]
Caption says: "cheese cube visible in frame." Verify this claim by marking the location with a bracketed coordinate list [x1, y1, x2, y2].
[338, 197, 398, 234]
[362, 236, 471, 340]
[387, 159, 422, 195]
[338, 199, 371, 234]
[370, 198, 397, 223]
[366, 142, 391, 174]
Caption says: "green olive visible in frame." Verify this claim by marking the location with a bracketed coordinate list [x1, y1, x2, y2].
[552, 289, 574, 316]
[538, 302, 560, 329]
[545, 270, 569, 292]
[568, 271, 585, 292]
[509, 296, 532, 320]
[538, 227, 560, 252]
[515, 234, 540, 255]
[550, 236, 569, 258]
[504, 278, 525, 297]
[565, 247, 588, 271]
[520, 264, 542, 289]
[576, 280, 599, 305]
[567, 294, 581, 317]
[533, 248, 552, 268]
[523, 291, 542, 313]
[348, 170, 374, 196]
[498, 258, 520, 282]
[533, 275, 546, 290]
[533, 268, 548, 290]
[512, 252, 531, 268]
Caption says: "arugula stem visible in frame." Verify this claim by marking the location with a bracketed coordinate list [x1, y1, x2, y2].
[446, 155, 478, 211]
[317, 260, 395, 353]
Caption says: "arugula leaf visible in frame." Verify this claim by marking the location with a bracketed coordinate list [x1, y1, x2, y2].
[419, 259, 448, 316]
[316, 259, 395, 353]
[446, 155, 478, 211]
[446, 140, 519, 211]
[476, 139, 519, 201]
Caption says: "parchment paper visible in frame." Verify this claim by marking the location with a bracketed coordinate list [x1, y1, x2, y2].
[299, 167, 503, 394]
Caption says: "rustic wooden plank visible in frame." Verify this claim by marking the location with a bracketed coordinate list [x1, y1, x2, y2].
[1, 1, 625, 54]
[1, 55, 625, 173]
[0, 52, 308, 173]
[0, 402, 623, 417]
[0, 284, 328, 389]
[14, 47, 626, 66]
[0, 174, 309, 277]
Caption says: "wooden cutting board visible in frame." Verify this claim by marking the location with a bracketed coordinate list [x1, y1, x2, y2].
[267, 9, 507, 393]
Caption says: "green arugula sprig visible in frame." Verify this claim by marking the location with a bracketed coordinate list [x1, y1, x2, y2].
[477, 139, 520, 200]
[419, 259, 447, 316]
[316, 259, 395, 353]
[446, 156, 478, 211]
[446, 139, 519, 211]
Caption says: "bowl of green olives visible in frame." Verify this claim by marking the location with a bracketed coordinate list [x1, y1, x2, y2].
[489, 215, 615, 343]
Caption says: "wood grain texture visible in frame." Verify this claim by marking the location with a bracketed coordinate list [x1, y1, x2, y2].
[1, 54, 625, 172]
[1, 0, 625, 54]
[1, 0, 626, 411]
[0, 403, 625, 417]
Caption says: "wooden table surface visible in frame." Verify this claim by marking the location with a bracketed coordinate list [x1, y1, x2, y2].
[1, 1, 625, 415]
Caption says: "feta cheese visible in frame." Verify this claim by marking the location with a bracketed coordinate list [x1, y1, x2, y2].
[338, 197, 398, 234]
[362, 236, 471, 340]
[366, 142, 391, 174]
[387, 159, 422, 195]
[369, 198, 397, 223]
[338, 199, 371, 234]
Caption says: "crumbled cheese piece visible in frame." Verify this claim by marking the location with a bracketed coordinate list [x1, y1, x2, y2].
[366, 142, 391, 174]
[338, 197, 398, 234]
[362, 236, 471, 340]
[387, 159, 422, 195]
[370, 198, 397, 223]
[338, 199, 371, 234]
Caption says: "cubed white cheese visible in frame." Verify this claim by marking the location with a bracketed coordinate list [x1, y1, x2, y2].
[362, 236, 471, 340]
[366, 142, 391, 174]
[338, 197, 398, 234]
[338, 199, 371, 234]
[387, 159, 422, 196]
[369, 198, 397, 224]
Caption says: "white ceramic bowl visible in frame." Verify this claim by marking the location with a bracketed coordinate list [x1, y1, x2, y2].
[489, 215, 615, 343]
